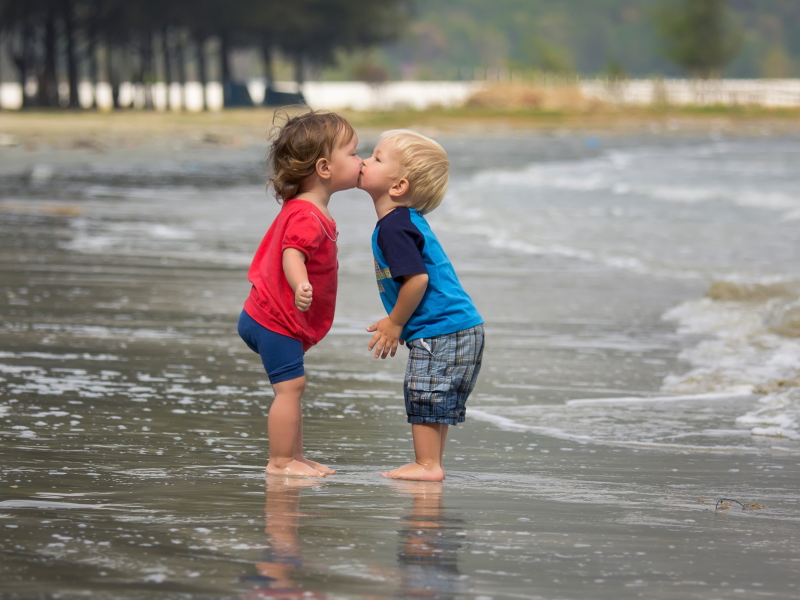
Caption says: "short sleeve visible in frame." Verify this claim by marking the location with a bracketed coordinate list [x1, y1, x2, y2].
[281, 211, 325, 260]
[378, 214, 427, 281]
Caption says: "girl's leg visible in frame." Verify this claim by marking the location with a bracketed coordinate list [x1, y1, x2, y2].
[381, 423, 446, 481]
[292, 411, 336, 475]
[266, 376, 323, 477]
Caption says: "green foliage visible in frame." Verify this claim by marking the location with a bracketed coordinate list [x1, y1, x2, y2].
[372, 0, 797, 79]
[602, 57, 628, 80]
[530, 41, 574, 74]
[382, 0, 662, 78]
[653, 0, 743, 77]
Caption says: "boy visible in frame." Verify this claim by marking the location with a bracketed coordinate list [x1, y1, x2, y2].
[358, 130, 484, 481]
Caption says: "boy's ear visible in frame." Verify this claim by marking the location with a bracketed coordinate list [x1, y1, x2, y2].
[315, 157, 331, 180]
[388, 178, 410, 199]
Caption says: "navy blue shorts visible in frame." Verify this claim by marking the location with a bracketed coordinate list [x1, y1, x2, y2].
[237, 310, 305, 385]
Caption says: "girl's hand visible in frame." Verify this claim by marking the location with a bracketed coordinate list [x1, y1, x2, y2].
[295, 282, 313, 311]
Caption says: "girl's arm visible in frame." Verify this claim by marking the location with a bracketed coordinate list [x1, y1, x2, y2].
[283, 248, 313, 311]
[367, 273, 429, 359]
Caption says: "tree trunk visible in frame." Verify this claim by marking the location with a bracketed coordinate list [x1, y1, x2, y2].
[261, 37, 274, 90]
[220, 34, 232, 87]
[39, 3, 59, 107]
[88, 36, 98, 109]
[106, 45, 120, 109]
[63, 0, 80, 108]
[162, 27, 173, 110]
[175, 30, 186, 110]
[294, 54, 304, 87]
[196, 37, 208, 111]
[0, 32, 4, 110]
[142, 31, 154, 109]
[11, 25, 29, 108]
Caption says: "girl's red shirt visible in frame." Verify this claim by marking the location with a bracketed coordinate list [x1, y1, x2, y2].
[243, 199, 338, 351]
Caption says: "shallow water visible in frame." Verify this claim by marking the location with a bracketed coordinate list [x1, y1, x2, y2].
[1, 132, 799, 598]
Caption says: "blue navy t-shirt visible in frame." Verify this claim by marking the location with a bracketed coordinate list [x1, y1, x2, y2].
[372, 207, 483, 341]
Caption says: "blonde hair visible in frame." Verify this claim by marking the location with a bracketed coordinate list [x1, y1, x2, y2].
[380, 129, 449, 214]
[268, 109, 355, 202]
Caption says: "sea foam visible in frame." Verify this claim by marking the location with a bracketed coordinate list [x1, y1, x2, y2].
[662, 281, 800, 440]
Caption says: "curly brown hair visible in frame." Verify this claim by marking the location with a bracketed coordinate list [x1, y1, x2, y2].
[267, 108, 356, 202]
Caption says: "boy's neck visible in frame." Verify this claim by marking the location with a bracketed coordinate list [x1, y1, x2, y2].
[374, 194, 409, 220]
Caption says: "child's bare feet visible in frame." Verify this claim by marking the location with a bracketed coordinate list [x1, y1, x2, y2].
[296, 456, 336, 475]
[380, 461, 445, 481]
[266, 459, 325, 478]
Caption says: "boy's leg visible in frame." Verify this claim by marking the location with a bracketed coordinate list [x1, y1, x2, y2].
[439, 424, 449, 464]
[266, 376, 324, 477]
[292, 412, 336, 475]
[381, 422, 446, 481]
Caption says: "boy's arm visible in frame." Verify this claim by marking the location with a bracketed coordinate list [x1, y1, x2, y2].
[367, 273, 429, 359]
[283, 248, 313, 311]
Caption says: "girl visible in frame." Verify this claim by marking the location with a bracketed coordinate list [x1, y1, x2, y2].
[238, 110, 361, 477]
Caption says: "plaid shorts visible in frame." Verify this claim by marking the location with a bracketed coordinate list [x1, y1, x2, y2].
[404, 324, 485, 425]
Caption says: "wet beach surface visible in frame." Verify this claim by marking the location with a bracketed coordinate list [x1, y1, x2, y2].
[2, 131, 800, 599]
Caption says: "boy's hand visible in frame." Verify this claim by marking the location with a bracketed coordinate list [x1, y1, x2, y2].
[295, 282, 313, 312]
[366, 317, 405, 359]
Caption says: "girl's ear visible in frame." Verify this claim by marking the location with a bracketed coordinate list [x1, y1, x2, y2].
[316, 157, 331, 180]
[389, 178, 410, 198]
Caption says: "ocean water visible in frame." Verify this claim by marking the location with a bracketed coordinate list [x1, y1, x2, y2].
[436, 135, 800, 451]
[1, 131, 799, 598]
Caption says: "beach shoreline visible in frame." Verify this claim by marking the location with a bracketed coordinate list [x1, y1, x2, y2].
[1, 106, 799, 154]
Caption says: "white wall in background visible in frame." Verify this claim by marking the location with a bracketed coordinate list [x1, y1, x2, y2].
[0, 83, 23, 109]
[2, 80, 799, 111]
[206, 82, 224, 111]
[296, 81, 486, 111]
[581, 79, 800, 108]
[95, 82, 113, 111]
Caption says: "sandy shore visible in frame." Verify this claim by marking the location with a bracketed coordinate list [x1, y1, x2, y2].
[1, 106, 799, 152]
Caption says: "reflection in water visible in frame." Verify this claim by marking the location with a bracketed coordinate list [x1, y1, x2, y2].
[243, 477, 323, 600]
[240, 478, 466, 599]
[394, 482, 468, 599]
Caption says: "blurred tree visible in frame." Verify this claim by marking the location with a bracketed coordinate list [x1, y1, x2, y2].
[353, 59, 390, 85]
[63, 0, 79, 107]
[274, 0, 409, 85]
[1, 0, 34, 106]
[653, 0, 743, 78]
[602, 56, 628, 80]
[761, 45, 795, 78]
[39, 1, 59, 107]
[0, 0, 409, 109]
[529, 40, 574, 74]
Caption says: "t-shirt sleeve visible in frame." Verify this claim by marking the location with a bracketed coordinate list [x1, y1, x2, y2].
[378, 216, 427, 282]
[281, 211, 325, 260]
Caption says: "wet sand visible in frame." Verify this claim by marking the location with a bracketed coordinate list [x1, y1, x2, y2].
[2, 106, 800, 157]
[1, 121, 799, 599]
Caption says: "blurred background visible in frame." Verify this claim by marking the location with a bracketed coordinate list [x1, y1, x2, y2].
[1, 0, 799, 112]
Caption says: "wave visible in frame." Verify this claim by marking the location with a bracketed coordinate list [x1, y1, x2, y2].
[662, 280, 800, 440]
[469, 144, 800, 219]
[468, 393, 782, 454]
[468, 282, 800, 452]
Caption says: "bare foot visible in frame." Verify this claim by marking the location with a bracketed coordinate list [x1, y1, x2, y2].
[265, 459, 325, 478]
[295, 456, 336, 475]
[380, 461, 445, 481]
